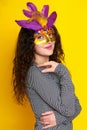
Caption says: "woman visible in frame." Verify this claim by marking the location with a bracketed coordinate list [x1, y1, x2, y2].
[13, 2, 81, 130]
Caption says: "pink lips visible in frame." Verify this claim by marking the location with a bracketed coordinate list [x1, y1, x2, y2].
[45, 45, 53, 50]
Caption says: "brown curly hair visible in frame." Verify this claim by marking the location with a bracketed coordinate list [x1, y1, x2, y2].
[13, 26, 65, 104]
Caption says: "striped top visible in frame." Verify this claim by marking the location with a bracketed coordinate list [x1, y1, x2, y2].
[25, 62, 81, 130]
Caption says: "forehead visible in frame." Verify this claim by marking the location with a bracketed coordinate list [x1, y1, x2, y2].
[34, 27, 54, 38]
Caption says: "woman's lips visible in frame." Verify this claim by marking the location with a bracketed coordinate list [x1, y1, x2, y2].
[44, 45, 53, 50]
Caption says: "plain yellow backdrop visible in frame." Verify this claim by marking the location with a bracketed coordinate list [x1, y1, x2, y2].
[0, 0, 87, 129]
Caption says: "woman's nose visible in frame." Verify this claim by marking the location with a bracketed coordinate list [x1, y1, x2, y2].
[46, 35, 51, 42]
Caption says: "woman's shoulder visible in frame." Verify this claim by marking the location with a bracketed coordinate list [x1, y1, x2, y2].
[25, 62, 40, 87]
[29, 62, 46, 73]
[27, 62, 46, 78]
[55, 63, 69, 73]
[28, 62, 39, 74]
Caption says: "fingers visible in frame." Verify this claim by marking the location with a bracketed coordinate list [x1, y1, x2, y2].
[40, 111, 53, 123]
[41, 68, 52, 73]
[38, 62, 53, 73]
[40, 116, 50, 122]
[42, 111, 53, 115]
[37, 62, 53, 73]
[40, 111, 53, 121]
[40, 111, 56, 129]
[40, 111, 53, 124]
[40, 115, 50, 122]
[42, 124, 54, 129]
[40, 121, 49, 125]
[37, 61, 59, 73]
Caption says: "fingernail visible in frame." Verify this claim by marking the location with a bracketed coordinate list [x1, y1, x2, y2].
[42, 69, 46, 73]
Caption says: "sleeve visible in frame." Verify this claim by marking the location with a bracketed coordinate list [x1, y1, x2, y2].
[54, 63, 82, 124]
[55, 95, 82, 125]
[27, 63, 76, 117]
[54, 63, 76, 116]
[62, 96, 82, 124]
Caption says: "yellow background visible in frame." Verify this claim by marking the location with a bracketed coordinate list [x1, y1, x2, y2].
[0, 0, 87, 129]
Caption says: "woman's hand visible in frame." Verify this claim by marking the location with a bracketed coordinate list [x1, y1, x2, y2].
[38, 61, 59, 73]
[40, 111, 57, 129]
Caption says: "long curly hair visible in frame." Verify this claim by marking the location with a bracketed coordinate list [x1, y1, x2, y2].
[13, 26, 65, 104]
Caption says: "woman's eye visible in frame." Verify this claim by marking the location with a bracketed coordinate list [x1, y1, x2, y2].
[49, 33, 53, 38]
[37, 35, 44, 39]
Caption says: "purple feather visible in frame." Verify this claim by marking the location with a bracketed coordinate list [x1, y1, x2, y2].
[15, 20, 42, 31]
[47, 12, 57, 27]
[27, 2, 37, 11]
[41, 5, 49, 17]
[23, 10, 32, 18]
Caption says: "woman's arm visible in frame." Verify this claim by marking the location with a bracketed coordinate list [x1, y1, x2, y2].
[40, 95, 81, 127]
[26, 62, 76, 117]
[62, 95, 82, 124]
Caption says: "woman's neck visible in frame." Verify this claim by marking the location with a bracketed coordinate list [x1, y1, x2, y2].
[34, 54, 49, 64]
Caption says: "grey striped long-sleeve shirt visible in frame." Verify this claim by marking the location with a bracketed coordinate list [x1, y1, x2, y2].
[25, 62, 82, 130]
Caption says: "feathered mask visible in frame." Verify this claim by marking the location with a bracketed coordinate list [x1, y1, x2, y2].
[15, 2, 57, 31]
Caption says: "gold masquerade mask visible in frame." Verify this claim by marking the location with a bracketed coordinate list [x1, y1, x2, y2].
[15, 2, 57, 45]
[34, 26, 55, 45]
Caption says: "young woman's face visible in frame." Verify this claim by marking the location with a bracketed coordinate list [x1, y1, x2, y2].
[34, 40, 55, 57]
[34, 28, 56, 57]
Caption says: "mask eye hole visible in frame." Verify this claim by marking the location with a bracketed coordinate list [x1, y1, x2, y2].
[36, 35, 45, 40]
[49, 33, 54, 38]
